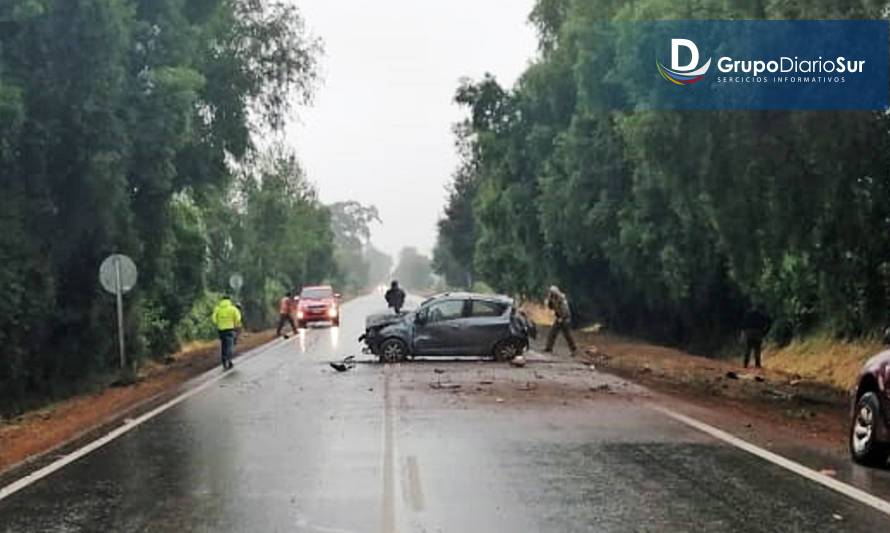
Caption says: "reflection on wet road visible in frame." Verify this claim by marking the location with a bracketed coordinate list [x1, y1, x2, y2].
[1, 295, 889, 531]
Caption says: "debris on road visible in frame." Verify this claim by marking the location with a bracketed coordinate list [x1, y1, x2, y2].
[723, 371, 766, 382]
[479, 380, 494, 385]
[585, 345, 608, 358]
[430, 382, 461, 390]
[510, 356, 527, 368]
[495, 397, 505, 403]
[330, 355, 357, 373]
[763, 389, 794, 401]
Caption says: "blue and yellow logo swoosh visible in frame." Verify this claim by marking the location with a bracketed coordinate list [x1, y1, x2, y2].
[657, 60, 711, 86]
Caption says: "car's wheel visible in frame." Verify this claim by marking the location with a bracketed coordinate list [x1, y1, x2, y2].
[851, 392, 890, 466]
[380, 338, 409, 363]
[493, 339, 522, 362]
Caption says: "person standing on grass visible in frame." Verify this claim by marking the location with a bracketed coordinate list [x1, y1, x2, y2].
[740, 306, 771, 369]
[544, 285, 577, 356]
[276, 291, 297, 338]
[212, 295, 242, 371]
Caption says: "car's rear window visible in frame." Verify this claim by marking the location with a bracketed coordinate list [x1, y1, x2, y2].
[470, 300, 507, 317]
[301, 288, 333, 299]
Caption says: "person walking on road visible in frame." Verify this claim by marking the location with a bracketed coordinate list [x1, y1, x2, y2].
[212, 295, 242, 371]
[544, 285, 577, 356]
[276, 291, 297, 338]
[385, 281, 406, 314]
[740, 306, 771, 369]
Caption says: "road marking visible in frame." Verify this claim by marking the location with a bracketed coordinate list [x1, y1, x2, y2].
[402, 456, 425, 513]
[380, 366, 398, 533]
[652, 404, 890, 517]
[0, 336, 292, 502]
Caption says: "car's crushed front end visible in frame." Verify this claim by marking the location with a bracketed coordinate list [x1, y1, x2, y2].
[359, 312, 413, 356]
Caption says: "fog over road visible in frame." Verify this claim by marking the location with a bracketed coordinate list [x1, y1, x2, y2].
[1, 295, 889, 532]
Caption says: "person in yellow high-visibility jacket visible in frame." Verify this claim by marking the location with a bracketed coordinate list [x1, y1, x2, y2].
[212, 295, 243, 370]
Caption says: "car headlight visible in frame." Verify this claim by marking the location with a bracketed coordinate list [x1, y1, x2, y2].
[328, 307, 338, 318]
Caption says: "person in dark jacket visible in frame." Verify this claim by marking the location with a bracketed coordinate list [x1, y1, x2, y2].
[385, 281, 406, 314]
[741, 307, 771, 369]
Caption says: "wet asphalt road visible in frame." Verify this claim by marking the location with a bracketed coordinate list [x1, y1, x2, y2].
[2, 295, 890, 532]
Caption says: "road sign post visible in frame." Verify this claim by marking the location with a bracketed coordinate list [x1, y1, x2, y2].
[115, 259, 125, 369]
[100, 254, 138, 371]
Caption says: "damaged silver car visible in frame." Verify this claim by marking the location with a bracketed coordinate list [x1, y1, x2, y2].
[359, 292, 536, 362]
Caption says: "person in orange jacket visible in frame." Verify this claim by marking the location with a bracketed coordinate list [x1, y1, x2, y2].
[276, 291, 298, 338]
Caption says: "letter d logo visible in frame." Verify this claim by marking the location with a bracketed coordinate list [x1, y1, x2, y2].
[672, 39, 700, 72]
[657, 38, 712, 85]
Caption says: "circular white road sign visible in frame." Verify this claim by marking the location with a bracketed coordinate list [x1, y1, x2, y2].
[99, 254, 138, 295]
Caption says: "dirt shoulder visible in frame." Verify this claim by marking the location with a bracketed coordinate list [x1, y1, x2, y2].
[570, 331, 851, 451]
[0, 331, 276, 476]
[522, 296, 856, 450]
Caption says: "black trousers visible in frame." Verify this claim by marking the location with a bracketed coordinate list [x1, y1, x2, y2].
[743, 329, 763, 368]
[219, 330, 236, 366]
[277, 314, 297, 335]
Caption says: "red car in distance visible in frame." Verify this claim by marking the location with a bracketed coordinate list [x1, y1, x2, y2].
[296, 285, 340, 328]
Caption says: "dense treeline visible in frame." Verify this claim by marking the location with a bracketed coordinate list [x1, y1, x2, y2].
[0, 1, 335, 413]
[434, 0, 890, 350]
[393, 247, 435, 292]
[329, 201, 394, 294]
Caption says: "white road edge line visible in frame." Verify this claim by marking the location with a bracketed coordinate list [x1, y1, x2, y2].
[652, 404, 890, 517]
[0, 336, 291, 502]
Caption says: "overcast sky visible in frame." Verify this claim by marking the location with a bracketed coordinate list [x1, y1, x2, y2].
[287, 0, 538, 260]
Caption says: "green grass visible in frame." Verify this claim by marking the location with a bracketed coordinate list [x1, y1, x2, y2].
[764, 335, 884, 390]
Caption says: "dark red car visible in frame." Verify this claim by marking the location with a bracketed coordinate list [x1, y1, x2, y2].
[296, 285, 340, 328]
[850, 347, 890, 466]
